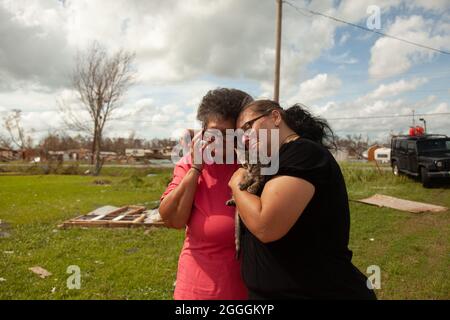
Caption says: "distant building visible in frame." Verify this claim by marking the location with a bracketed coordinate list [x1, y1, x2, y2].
[21, 149, 45, 162]
[125, 148, 146, 158]
[162, 146, 173, 157]
[366, 145, 380, 162]
[0, 148, 18, 161]
[100, 151, 117, 161]
[67, 148, 91, 161]
[150, 147, 163, 156]
[48, 149, 116, 162]
[48, 151, 69, 162]
[125, 148, 171, 161]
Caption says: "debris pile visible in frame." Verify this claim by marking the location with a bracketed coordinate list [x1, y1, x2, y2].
[29, 266, 52, 279]
[59, 205, 164, 229]
[356, 194, 448, 213]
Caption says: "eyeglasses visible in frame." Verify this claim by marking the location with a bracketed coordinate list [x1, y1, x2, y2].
[240, 109, 273, 132]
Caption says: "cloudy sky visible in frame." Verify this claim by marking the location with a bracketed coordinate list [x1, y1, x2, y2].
[0, 0, 449, 144]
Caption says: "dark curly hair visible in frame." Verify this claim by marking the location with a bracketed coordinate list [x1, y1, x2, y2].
[197, 88, 254, 126]
[242, 99, 336, 149]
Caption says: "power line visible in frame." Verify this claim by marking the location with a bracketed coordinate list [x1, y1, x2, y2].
[350, 69, 450, 79]
[326, 112, 450, 121]
[283, 1, 450, 55]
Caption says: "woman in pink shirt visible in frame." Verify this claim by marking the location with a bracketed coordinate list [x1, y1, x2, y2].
[159, 88, 253, 300]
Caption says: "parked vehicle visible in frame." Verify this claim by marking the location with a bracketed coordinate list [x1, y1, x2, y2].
[374, 147, 391, 164]
[391, 134, 450, 187]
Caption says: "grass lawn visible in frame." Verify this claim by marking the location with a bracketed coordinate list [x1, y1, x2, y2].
[0, 163, 449, 299]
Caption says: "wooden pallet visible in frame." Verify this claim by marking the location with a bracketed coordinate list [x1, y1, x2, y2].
[59, 205, 165, 229]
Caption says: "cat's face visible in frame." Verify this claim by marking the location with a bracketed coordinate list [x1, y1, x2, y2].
[235, 148, 261, 178]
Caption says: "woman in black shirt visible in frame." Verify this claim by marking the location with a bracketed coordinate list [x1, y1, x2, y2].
[229, 100, 376, 299]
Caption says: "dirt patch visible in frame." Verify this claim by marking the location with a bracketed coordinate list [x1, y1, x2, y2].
[0, 220, 11, 238]
[92, 179, 112, 185]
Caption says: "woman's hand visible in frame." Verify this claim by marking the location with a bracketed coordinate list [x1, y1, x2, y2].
[190, 130, 212, 171]
[229, 168, 247, 190]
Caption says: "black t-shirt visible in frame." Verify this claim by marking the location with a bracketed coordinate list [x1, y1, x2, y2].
[240, 138, 376, 299]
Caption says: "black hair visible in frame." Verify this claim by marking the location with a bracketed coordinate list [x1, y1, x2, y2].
[242, 99, 336, 149]
[197, 88, 254, 126]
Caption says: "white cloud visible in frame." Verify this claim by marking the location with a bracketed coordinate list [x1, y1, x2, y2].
[369, 15, 450, 79]
[0, 0, 73, 89]
[363, 77, 428, 101]
[408, 0, 450, 12]
[336, 0, 402, 22]
[432, 102, 449, 113]
[0, 0, 345, 113]
[324, 51, 358, 65]
[287, 73, 342, 105]
[310, 91, 450, 140]
[339, 32, 350, 45]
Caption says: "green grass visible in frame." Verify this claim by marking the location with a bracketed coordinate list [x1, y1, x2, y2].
[0, 163, 449, 299]
[0, 170, 184, 299]
[341, 162, 450, 299]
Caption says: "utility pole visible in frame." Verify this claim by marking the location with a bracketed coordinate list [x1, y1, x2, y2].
[419, 118, 427, 133]
[274, 0, 283, 102]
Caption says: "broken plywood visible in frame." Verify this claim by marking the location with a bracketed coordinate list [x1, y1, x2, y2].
[59, 205, 164, 229]
[29, 266, 52, 278]
[356, 194, 448, 213]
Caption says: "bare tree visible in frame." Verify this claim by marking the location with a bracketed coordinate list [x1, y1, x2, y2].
[60, 42, 135, 175]
[336, 134, 369, 159]
[0, 133, 11, 149]
[3, 109, 33, 158]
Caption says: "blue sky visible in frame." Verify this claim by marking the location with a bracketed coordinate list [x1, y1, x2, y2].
[0, 0, 449, 144]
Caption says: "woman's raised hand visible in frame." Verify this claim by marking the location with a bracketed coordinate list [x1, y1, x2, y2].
[190, 130, 213, 171]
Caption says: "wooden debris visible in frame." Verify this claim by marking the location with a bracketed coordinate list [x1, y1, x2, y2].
[59, 205, 165, 229]
[356, 194, 448, 213]
[29, 266, 52, 278]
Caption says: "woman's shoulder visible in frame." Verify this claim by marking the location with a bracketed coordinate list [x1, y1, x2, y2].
[272, 138, 332, 184]
[284, 137, 326, 150]
[279, 138, 329, 164]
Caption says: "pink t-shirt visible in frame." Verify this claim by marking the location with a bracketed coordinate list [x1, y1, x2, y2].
[161, 155, 247, 300]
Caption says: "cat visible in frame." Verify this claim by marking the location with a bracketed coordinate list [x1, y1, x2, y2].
[226, 149, 265, 259]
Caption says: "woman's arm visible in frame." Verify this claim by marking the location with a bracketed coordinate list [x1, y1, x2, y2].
[159, 167, 201, 229]
[229, 168, 315, 243]
[159, 130, 210, 229]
